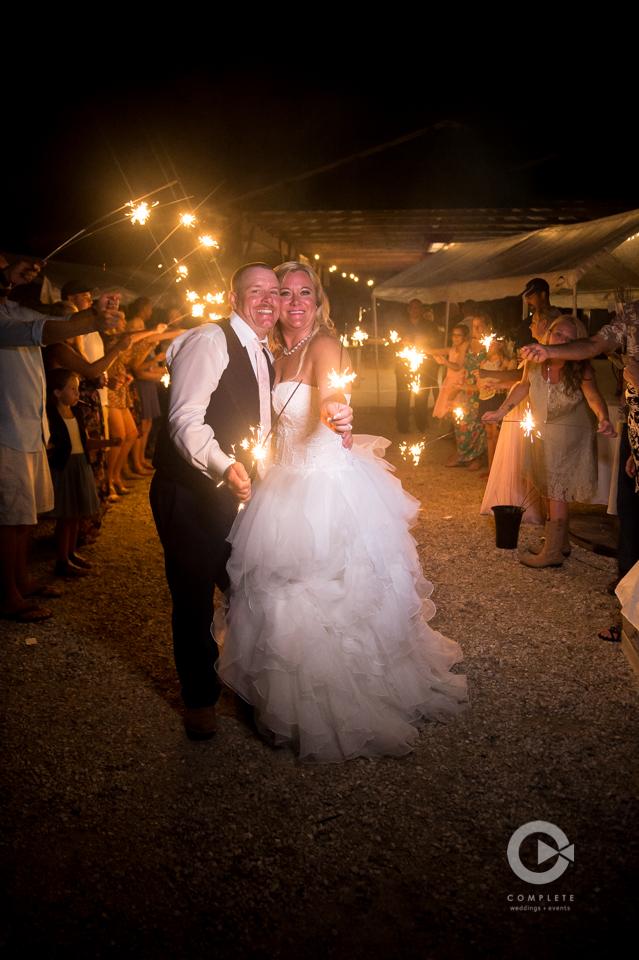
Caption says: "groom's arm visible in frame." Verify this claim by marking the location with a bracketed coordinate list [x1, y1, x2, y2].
[166, 325, 235, 481]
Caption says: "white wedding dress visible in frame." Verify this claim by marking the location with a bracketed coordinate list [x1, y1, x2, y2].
[216, 382, 468, 763]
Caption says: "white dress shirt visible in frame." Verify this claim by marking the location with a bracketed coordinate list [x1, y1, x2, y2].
[165, 312, 272, 480]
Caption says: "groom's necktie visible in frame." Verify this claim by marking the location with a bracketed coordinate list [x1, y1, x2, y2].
[251, 338, 272, 477]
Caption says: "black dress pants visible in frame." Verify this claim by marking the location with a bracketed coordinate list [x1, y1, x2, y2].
[150, 473, 235, 709]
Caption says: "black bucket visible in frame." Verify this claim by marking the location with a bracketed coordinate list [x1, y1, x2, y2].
[492, 505, 524, 549]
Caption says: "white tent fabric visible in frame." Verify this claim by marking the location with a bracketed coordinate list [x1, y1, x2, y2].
[374, 208, 639, 308]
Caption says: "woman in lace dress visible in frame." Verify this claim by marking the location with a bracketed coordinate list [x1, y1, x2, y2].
[483, 316, 616, 567]
[216, 263, 468, 764]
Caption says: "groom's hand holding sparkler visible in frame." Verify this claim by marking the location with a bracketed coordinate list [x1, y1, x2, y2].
[224, 462, 252, 503]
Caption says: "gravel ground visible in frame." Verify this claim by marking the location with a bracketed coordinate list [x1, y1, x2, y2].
[1, 409, 637, 960]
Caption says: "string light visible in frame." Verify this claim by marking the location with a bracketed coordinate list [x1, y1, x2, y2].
[329, 265, 337, 272]
[367, 280, 374, 286]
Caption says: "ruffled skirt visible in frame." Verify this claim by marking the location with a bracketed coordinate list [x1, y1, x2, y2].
[217, 439, 468, 763]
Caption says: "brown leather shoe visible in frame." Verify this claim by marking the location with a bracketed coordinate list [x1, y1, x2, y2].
[184, 706, 218, 741]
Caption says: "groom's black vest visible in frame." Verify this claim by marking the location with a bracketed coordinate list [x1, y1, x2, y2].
[153, 319, 273, 502]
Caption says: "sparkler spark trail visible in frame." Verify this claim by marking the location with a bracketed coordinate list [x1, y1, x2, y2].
[389, 330, 401, 343]
[480, 333, 496, 351]
[397, 346, 426, 373]
[161, 373, 171, 388]
[42, 182, 178, 261]
[453, 406, 465, 422]
[192, 304, 205, 318]
[180, 213, 196, 227]
[198, 235, 219, 248]
[410, 376, 421, 394]
[186, 290, 200, 302]
[328, 368, 358, 392]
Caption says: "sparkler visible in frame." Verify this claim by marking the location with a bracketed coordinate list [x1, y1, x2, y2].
[192, 303, 205, 318]
[209, 313, 223, 321]
[205, 292, 225, 304]
[410, 376, 421, 394]
[186, 290, 200, 302]
[41, 182, 178, 261]
[520, 405, 541, 441]
[389, 330, 401, 343]
[161, 373, 171, 389]
[480, 333, 496, 351]
[127, 201, 156, 225]
[397, 346, 426, 373]
[351, 326, 368, 346]
[340, 334, 350, 348]
[180, 213, 196, 227]
[239, 426, 269, 472]
[198, 235, 219, 249]
[453, 406, 465, 422]
[399, 440, 426, 466]
[328, 368, 358, 392]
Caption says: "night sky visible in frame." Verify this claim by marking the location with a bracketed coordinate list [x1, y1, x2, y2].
[5, 52, 635, 268]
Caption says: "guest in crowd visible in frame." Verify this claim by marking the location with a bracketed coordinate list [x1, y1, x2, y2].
[440, 313, 491, 470]
[0, 256, 122, 621]
[476, 336, 512, 479]
[45, 369, 122, 578]
[395, 299, 440, 433]
[514, 277, 562, 352]
[485, 316, 616, 568]
[522, 301, 639, 592]
[45, 302, 132, 535]
[432, 324, 469, 420]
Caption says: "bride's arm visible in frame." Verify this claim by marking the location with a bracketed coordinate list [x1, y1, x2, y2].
[309, 336, 354, 441]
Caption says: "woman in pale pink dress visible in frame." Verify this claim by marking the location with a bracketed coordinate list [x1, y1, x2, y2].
[432, 324, 469, 419]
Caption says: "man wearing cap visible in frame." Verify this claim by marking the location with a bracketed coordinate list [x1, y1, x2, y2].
[514, 278, 562, 352]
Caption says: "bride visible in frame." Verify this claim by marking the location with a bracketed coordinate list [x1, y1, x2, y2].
[216, 262, 468, 763]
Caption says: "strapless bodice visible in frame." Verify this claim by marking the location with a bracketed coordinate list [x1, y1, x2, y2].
[271, 382, 348, 472]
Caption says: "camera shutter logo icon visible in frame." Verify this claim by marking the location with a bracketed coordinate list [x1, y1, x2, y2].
[507, 820, 574, 884]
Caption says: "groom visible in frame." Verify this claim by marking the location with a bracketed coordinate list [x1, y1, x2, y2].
[150, 262, 352, 741]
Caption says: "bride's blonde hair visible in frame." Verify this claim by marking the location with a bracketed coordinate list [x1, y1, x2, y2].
[271, 262, 336, 356]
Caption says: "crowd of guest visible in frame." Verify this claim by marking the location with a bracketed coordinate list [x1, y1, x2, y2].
[392, 278, 639, 598]
[0, 257, 186, 621]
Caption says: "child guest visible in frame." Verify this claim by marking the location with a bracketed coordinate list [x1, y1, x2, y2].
[45, 369, 121, 578]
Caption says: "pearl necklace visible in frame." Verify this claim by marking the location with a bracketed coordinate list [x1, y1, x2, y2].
[283, 330, 313, 356]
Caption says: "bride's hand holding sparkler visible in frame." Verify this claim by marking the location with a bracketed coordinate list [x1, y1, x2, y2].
[224, 461, 252, 503]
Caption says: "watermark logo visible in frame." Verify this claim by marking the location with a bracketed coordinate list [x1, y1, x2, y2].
[507, 821, 574, 885]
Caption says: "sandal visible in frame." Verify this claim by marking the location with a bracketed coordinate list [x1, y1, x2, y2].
[598, 626, 621, 643]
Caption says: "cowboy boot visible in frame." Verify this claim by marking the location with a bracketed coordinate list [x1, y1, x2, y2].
[528, 520, 571, 557]
[521, 519, 566, 568]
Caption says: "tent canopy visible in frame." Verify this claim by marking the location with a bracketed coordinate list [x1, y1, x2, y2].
[373, 208, 639, 308]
